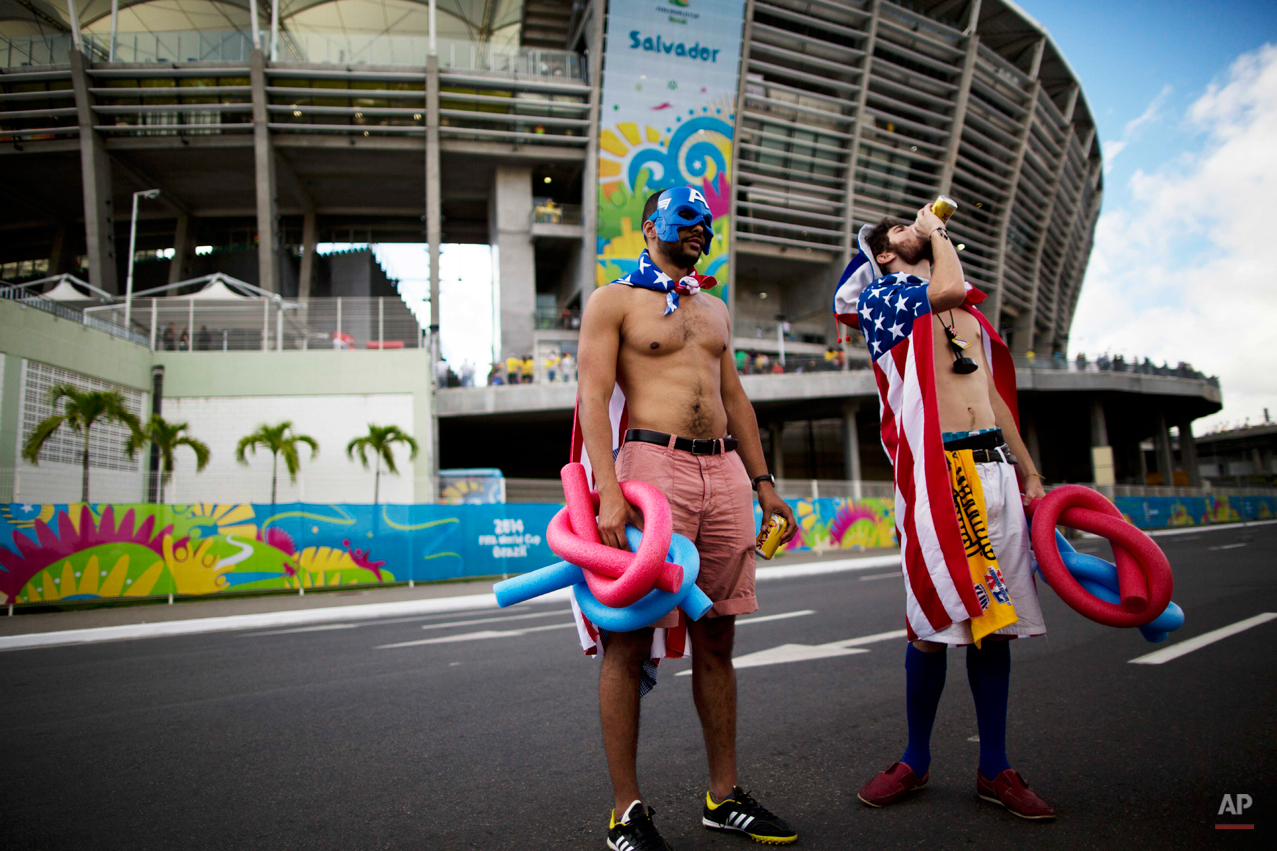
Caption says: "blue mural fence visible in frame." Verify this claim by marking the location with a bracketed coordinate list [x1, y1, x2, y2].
[2, 492, 1270, 606]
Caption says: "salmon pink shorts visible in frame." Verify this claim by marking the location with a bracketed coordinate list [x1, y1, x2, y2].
[614, 436, 759, 627]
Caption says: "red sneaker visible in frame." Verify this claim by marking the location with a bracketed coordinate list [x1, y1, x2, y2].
[858, 762, 928, 807]
[977, 769, 1056, 819]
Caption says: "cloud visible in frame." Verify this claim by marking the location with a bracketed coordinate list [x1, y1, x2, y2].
[1071, 44, 1277, 431]
[1101, 84, 1173, 173]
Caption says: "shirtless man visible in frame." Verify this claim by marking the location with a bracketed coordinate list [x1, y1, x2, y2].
[577, 186, 799, 849]
[850, 206, 1056, 819]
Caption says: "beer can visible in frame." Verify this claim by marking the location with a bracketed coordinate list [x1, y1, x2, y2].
[931, 194, 958, 222]
[756, 514, 788, 560]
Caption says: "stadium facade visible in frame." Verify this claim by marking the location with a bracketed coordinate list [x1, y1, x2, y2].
[0, 0, 1223, 501]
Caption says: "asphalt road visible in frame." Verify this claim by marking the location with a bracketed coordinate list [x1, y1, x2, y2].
[3, 525, 1274, 850]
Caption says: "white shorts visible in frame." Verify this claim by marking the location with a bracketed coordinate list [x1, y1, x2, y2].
[920, 460, 1048, 645]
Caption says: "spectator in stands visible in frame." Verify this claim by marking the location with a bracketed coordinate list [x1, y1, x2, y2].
[824, 346, 838, 371]
[545, 351, 560, 383]
[506, 354, 520, 385]
[560, 350, 575, 382]
[735, 349, 747, 375]
[178, 328, 190, 351]
[162, 323, 176, 351]
[460, 361, 475, 387]
[835, 347, 846, 370]
[771, 358, 784, 375]
[196, 325, 211, 351]
[489, 365, 504, 386]
[1076, 352, 1087, 370]
[521, 354, 535, 384]
[755, 352, 769, 373]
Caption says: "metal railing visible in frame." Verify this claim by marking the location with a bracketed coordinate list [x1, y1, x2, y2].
[0, 284, 150, 346]
[532, 202, 583, 225]
[2, 32, 584, 78]
[1011, 354, 1218, 384]
[83, 296, 424, 352]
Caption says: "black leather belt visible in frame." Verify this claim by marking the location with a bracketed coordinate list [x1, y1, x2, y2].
[966, 445, 1016, 464]
[625, 428, 738, 456]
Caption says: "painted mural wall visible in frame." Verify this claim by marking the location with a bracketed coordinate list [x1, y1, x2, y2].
[2, 493, 1268, 607]
[0, 502, 557, 606]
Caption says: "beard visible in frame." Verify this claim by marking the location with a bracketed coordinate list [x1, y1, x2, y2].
[657, 236, 702, 268]
[894, 233, 933, 265]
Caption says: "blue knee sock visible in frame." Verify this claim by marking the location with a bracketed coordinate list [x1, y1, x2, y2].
[900, 644, 947, 777]
[966, 641, 1011, 778]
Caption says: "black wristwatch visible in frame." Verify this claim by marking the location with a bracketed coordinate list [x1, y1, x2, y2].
[752, 473, 776, 491]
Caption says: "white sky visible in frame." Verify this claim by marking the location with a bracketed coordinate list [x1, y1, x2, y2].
[318, 242, 494, 373]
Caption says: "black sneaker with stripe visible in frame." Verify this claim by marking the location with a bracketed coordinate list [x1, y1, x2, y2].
[608, 800, 674, 851]
[702, 787, 797, 845]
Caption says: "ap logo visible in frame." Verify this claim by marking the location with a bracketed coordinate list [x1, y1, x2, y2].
[1218, 793, 1252, 816]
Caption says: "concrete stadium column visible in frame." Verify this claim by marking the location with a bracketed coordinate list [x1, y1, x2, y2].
[491, 165, 536, 361]
[938, 26, 979, 196]
[426, 54, 441, 336]
[1155, 410, 1175, 487]
[168, 214, 198, 284]
[768, 421, 785, 479]
[989, 48, 1042, 325]
[249, 49, 279, 293]
[297, 211, 317, 300]
[48, 224, 78, 276]
[1090, 397, 1115, 485]
[1177, 415, 1202, 487]
[577, 0, 604, 304]
[69, 49, 118, 294]
[842, 401, 862, 484]
[838, 0, 879, 260]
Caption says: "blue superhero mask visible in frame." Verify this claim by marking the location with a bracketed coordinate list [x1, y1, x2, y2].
[646, 186, 714, 254]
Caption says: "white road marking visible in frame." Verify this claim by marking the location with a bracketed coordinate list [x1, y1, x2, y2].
[1080, 518, 1277, 539]
[1129, 613, 1277, 665]
[376, 622, 576, 649]
[756, 554, 901, 580]
[244, 605, 539, 636]
[859, 572, 899, 581]
[736, 610, 815, 625]
[0, 593, 566, 652]
[1208, 542, 1248, 551]
[678, 627, 908, 675]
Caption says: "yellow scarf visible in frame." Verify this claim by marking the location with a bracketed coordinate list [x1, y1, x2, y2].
[947, 449, 1019, 646]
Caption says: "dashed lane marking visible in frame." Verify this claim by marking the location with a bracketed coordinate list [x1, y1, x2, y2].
[677, 628, 908, 675]
[377, 622, 577, 649]
[1129, 613, 1277, 665]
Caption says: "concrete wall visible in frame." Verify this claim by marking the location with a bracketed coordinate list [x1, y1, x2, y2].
[154, 349, 434, 501]
[0, 299, 153, 502]
[0, 300, 435, 503]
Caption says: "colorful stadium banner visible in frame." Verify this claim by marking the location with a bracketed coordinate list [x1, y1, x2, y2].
[595, 0, 746, 290]
[3, 493, 1267, 606]
[0, 502, 559, 606]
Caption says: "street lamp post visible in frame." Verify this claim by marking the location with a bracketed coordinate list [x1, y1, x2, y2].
[124, 189, 161, 328]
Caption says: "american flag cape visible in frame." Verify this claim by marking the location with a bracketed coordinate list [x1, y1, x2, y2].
[836, 234, 1020, 640]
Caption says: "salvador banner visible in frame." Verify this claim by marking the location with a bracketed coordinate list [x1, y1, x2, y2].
[595, 0, 746, 290]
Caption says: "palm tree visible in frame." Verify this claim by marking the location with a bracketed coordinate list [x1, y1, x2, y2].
[22, 385, 142, 503]
[235, 421, 318, 504]
[347, 424, 419, 504]
[127, 415, 211, 504]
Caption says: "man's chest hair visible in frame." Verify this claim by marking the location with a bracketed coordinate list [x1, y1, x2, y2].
[622, 295, 726, 354]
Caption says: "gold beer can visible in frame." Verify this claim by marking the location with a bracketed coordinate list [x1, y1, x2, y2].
[931, 194, 958, 222]
[756, 514, 788, 560]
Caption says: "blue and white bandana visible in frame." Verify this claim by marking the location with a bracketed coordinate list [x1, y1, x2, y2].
[613, 249, 718, 316]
